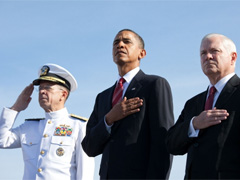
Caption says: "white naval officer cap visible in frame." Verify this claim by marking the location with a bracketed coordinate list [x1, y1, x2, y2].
[33, 63, 77, 92]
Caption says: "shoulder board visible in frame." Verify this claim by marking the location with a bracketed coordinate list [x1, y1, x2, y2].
[25, 118, 45, 121]
[70, 114, 88, 122]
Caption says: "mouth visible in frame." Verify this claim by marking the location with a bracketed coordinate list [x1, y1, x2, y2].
[115, 50, 127, 56]
[39, 97, 47, 101]
[205, 63, 216, 67]
[203, 60, 216, 66]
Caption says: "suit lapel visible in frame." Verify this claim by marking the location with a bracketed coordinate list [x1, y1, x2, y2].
[197, 89, 208, 114]
[106, 83, 117, 111]
[124, 70, 144, 99]
[215, 75, 240, 109]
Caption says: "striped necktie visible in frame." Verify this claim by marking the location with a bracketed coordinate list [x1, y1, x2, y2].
[112, 77, 125, 107]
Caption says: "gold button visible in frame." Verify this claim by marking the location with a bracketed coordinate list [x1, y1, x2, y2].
[38, 168, 42, 172]
[48, 120, 52, 124]
[29, 142, 32, 145]
[60, 141, 63, 144]
[43, 134, 48, 138]
[40, 150, 45, 155]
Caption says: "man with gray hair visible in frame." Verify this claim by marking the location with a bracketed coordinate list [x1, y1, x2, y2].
[166, 33, 240, 179]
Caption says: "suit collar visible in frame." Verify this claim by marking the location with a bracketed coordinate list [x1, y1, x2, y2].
[197, 74, 240, 112]
[208, 73, 235, 96]
[196, 90, 208, 114]
[215, 74, 240, 108]
[124, 70, 145, 99]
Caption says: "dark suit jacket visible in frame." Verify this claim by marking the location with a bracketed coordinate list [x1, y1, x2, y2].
[166, 74, 240, 179]
[82, 70, 174, 179]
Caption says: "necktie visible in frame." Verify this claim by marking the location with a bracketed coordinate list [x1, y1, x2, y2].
[112, 77, 125, 107]
[205, 86, 217, 110]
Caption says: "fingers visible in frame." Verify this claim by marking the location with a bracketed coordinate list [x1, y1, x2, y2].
[206, 109, 229, 121]
[206, 119, 222, 127]
[123, 97, 143, 106]
[122, 97, 143, 109]
[11, 84, 34, 112]
[118, 97, 142, 117]
[24, 83, 34, 96]
[123, 108, 141, 116]
[193, 109, 229, 130]
[126, 98, 143, 108]
[208, 115, 228, 122]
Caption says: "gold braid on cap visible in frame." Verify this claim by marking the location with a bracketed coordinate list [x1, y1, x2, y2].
[39, 76, 66, 84]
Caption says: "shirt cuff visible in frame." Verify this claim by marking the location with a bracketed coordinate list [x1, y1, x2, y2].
[188, 117, 199, 137]
[104, 117, 113, 134]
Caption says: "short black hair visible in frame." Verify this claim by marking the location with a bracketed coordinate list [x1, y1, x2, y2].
[117, 29, 145, 49]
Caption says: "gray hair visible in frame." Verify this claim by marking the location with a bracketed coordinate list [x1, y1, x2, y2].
[201, 33, 237, 54]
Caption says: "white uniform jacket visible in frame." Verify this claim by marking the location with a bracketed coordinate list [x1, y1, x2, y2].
[0, 107, 94, 180]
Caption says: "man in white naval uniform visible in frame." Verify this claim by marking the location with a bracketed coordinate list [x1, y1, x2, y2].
[0, 63, 94, 180]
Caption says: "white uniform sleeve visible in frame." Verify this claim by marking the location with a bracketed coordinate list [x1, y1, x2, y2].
[76, 122, 95, 180]
[0, 107, 21, 148]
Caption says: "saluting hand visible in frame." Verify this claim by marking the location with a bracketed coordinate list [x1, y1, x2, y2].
[105, 97, 143, 125]
[11, 83, 34, 112]
[193, 107, 229, 130]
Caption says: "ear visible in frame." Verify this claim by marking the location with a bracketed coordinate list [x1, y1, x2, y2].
[138, 49, 146, 60]
[60, 90, 68, 102]
[231, 52, 237, 65]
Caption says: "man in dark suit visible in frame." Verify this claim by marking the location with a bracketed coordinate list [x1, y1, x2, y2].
[82, 29, 174, 179]
[166, 33, 239, 179]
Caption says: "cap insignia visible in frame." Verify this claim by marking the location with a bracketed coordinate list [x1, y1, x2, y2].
[40, 65, 49, 76]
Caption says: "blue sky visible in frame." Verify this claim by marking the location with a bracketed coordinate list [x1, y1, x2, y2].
[0, 0, 240, 179]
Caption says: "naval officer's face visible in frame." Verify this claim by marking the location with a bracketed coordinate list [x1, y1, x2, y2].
[38, 81, 64, 112]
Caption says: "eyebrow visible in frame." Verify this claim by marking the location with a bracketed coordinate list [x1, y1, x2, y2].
[113, 37, 132, 44]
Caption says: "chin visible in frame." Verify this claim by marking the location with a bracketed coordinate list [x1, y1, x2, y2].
[39, 102, 48, 109]
[115, 59, 129, 66]
[204, 70, 218, 76]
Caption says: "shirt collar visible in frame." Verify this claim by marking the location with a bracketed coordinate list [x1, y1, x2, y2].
[209, 72, 235, 93]
[117, 67, 140, 83]
[45, 107, 68, 119]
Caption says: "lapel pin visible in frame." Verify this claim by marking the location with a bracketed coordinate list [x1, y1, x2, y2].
[131, 87, 136, 91]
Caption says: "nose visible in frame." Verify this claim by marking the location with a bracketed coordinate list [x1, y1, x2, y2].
[206, 52, 213, 60]
[39, 89, 47, 94]
[117, 41, 124, 49]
